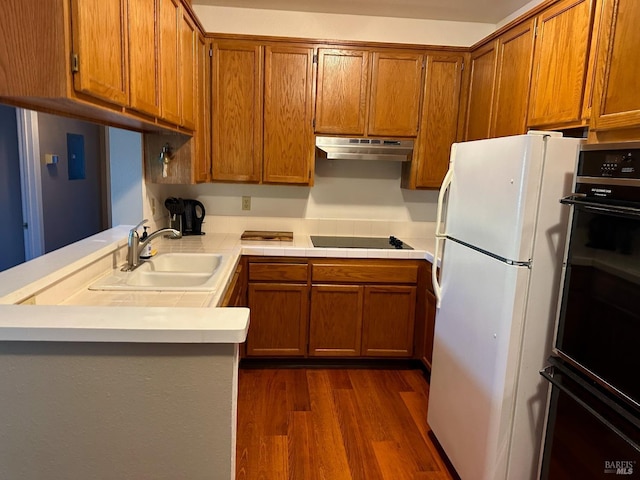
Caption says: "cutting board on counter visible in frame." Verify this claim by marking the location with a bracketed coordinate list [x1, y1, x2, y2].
[240, 230, 294, 241]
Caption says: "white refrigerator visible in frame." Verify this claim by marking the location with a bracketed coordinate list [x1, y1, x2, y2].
[428, 132, 582, 480]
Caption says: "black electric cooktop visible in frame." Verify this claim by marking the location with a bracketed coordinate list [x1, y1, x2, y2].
[310, 235, 413, 250]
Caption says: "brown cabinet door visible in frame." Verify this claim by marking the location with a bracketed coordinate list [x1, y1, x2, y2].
[528, 0, 594, 127]
[422, 290, 437, 370]
[180, 11, 197, 130]
[591, 0, 640, 131]
[315, 48, 369, 135]
[263, 45, 314, 184]
[70, 0, 128, 106]
[194, 35, 211, 183]
[247, 283, 309, 356]
[128, 0, 160, 116]
[414, 54, 464, 188]
[368, 51, 424, 137]
[159, 0, 181, 125]
[464, 41, 498, 141]
[309, 285, 364, 357]
[361, 286, 416, 357]
[211, 41, 263, 182]
[491, 19, 536, 138]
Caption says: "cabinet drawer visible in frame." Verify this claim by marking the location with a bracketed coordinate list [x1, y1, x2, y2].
[312, 263, 418, 284]
[249, 263, 308, 282]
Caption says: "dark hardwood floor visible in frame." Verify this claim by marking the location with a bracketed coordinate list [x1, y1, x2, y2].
[236, 368, 455, 480]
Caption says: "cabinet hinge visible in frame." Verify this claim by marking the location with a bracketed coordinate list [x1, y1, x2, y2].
[209, 47, 213, 58]
[71, 53, 79, 73]
[313, 54, 318, 64]
[312, 118, 316, 128]
[461, 61, 464, 72]
[534, 26, 538, 37]
[22, 222, 28, 230]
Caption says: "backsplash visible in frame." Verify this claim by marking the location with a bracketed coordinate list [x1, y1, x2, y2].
[198, 216, 435, 239]
[146, 159, 440, 224]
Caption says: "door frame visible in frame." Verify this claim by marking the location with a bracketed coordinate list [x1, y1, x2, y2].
[15, 108, 44, 260]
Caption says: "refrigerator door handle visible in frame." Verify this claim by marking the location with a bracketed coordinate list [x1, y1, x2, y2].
[432, 163, 454, 308]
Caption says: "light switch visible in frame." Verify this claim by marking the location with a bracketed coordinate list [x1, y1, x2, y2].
[44, 154, 59, 165]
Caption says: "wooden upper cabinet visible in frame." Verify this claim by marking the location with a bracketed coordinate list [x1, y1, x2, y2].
[464, 41, 498, 141]
[194, 35, 211, 183]
[180, 11, 197, 130]
[211, 41, 263, 182]
[492, 19, 536, 138]
[128, 0, 160, 117]
[70, 0, 128, 106]
[368, 51, 424, 137]
[263, 45, 315, 184]
[315, 48, 369, 135]
[591, 0, 640, 132]
[410, 54, 464, 189]
[528, 0, 595, 128]
[159, 0, 181, 125]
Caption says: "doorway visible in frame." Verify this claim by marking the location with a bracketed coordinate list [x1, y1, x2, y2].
[0, 104, 26, 270]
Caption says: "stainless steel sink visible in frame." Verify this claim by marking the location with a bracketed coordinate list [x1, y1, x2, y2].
[89, 253, 227, 292]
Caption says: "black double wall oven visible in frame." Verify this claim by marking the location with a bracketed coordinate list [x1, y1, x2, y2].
[540, 143, 640, 479]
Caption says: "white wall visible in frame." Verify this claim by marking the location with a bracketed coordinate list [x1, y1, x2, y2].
[37, 113, 103, 253]
[496, 0, 546, 28]
[149, 159, 439, 223]
[107, 128, 143, 227]
[193, 5, 495, 46]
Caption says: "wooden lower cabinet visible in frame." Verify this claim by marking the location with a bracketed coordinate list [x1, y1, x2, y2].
[243, 257, 425, 360]
[309, 285, 364, 356]
[247, 283, 309, 356]
[362, 286, 416, 357]
[421, 290, 437, 369]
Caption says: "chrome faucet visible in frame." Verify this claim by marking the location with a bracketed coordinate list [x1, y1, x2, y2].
[122, 219, 181, 271]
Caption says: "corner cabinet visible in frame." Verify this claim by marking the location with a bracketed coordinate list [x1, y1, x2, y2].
[464, 19, 536, 142]
[211, 39, 314, 185]
[315, 48, 425, 137]
[403, 54, 464, 189]
[590, 0, 640, 135]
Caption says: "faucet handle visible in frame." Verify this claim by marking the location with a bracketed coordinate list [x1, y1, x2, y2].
[131, 219, 149, 234]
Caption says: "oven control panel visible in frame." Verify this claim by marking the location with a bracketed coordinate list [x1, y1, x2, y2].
[578, 148, 640, 179]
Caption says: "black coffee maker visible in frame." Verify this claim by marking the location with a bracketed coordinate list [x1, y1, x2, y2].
[164, 198, 206, 235]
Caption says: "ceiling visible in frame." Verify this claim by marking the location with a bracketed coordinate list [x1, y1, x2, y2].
[191, 0, 538, 24]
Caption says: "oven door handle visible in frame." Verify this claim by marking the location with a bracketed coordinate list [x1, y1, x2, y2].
[540, 365, 640, 452]
[561, 195, 640, 218]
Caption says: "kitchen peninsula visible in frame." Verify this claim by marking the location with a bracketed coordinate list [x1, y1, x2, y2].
[0, 227, 249, 480]
[0, 223, 435, 480]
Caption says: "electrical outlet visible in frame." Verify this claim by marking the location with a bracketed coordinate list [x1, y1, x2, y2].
[242, 196, 251, 211]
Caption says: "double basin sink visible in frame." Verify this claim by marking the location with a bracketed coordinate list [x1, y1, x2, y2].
[90, 253, 228, 292]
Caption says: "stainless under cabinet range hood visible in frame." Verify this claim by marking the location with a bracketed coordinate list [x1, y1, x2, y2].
[315, 136, 414, 161]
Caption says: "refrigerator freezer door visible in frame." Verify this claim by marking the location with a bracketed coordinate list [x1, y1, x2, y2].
[428, 240, 532, 480]
[446, 134, 546, 263]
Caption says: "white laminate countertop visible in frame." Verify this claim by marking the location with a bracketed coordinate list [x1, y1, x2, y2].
[0, 226, 436, 344]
